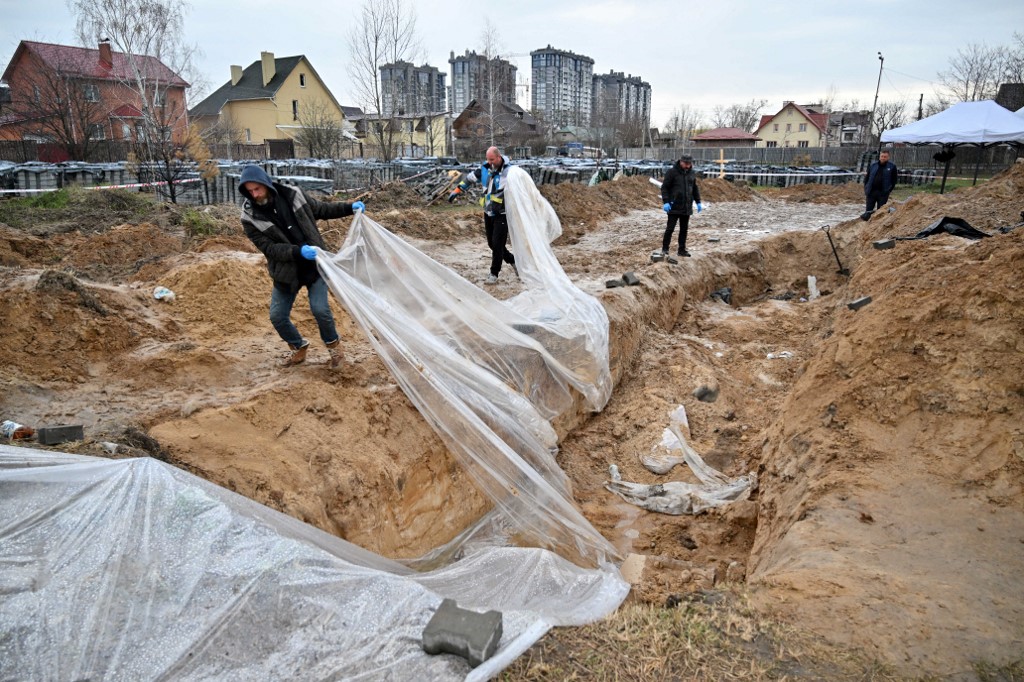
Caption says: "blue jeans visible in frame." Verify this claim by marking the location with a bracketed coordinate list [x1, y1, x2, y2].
[269, 277, 339, 347]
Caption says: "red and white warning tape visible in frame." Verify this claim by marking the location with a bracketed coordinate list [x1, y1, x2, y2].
[0, 177, 203, 194]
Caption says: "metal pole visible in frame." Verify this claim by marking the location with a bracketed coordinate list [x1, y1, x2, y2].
[868, 52, 884, 150]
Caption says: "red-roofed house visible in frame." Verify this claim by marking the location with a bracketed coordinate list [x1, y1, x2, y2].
[690, 127, 761, 148]
[753, 102, 827, 148]
[0, 40, 189, 158]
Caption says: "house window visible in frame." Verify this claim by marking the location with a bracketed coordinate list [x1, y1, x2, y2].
[89, 123, 105, 139]
[799, 123, 807, 132]
[292, 100, 298, 121]
[766, 141, 777, 148]
[843, 131, 854, 142]
[153, 90, 165, 106]
[785, 123, 791, 132]
[83, 84, 100, 102]
[135, 122, 146, 141]
[245, 128, 251, 142]
[121, 123, 132, 140]
[299, 73, 306, 87]
[797, 140, 809, 148]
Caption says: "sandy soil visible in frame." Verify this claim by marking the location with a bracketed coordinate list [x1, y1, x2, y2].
[1, 170, 1022, 675]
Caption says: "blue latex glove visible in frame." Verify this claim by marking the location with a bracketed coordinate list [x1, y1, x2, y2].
[662, 202, 671, 212]
[352, 201, 365, 213]
[696, 202, 703, 213]
[300, 245, 317, 260]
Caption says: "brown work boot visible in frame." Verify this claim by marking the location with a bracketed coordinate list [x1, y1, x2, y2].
[326, 339, 343, 368]
[283, 340, 309, 367]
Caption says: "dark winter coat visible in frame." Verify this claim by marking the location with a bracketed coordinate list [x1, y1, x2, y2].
[661, 162, 702, 216]
[239, 166, 354, 291]
[864, 160, 899, 195]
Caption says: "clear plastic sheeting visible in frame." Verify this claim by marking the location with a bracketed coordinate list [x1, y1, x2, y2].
[0, 446, 628, 681]
[316, 168, 616, 569]
[607, 406, 757, 515]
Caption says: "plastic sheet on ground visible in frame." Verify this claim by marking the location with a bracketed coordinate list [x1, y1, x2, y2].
[1, 166, 628, 680]
[607, 406, 757, 515]
[0, 446, 626, 681]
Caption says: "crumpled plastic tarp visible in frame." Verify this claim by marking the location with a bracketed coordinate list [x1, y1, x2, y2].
[607, 406, 756, 515]
[0, 165, 628, 680]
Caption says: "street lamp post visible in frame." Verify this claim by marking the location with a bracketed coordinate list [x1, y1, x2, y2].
[868, 52, 884, 151]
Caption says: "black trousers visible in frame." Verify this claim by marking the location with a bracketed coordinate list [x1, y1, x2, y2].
[484, 213, 516, 276]
[865, 190, 891, 213]
[662, 213, 690, 253]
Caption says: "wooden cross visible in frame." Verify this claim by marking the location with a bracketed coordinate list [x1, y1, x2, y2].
[714, 148, 734, 178]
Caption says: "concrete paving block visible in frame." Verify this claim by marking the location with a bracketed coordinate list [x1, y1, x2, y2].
[873, 239, 896, 250]
[422, 598, 503, 667]
[847, 296, 872, 311]
[707, 237, 721, 243]
[36, 425, 85, 445]
[622, 271, 640, 286]
[605, 279, 625, 288]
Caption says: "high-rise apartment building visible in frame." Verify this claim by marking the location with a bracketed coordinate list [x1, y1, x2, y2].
[592, 71, 652, 127]
[448, 50, 517, 114]
[530, 45, 594, 126]
[379, 61, 446, 115]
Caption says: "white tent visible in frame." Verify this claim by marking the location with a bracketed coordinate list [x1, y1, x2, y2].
[881, 100, 1024, 145]
[881, 100, 1024, 192]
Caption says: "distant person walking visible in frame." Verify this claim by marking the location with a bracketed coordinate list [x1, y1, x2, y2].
[449, 146, 518, 284]
[864, 149, 898, 215]
[239, 165, 364, 368]
[660, 155, 702, 257]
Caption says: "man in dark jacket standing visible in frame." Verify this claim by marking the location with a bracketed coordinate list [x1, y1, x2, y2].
[864, 149, 898, 214]
[239, 165, 364, 368]
[448, 146, 517, 284]
[660, 155, 702, 257]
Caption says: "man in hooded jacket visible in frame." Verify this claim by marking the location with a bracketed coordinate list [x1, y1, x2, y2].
[238, 165, 364, 367]
[660, 155, 702, 257]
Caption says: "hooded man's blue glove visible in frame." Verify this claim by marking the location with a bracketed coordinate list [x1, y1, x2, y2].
[352, 201, 365, 212]
[300, 245, 317, 260]
[662, 203, 671, 212]
[696, 202, 702, 213]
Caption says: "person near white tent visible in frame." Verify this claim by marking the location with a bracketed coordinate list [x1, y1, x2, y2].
[864, 149, 899, 214]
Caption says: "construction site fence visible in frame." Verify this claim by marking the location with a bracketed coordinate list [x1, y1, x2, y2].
[619, 144, 1021, 174]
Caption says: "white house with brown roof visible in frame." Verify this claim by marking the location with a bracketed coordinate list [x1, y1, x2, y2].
[754, 102, 827, 148]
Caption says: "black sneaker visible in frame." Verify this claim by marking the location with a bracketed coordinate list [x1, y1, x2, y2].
[679, 250, 691, 257]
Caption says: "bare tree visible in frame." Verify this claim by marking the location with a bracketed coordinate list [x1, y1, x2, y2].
[7, 49, 109, 159]
[664, 104, 704, 144]
[293, 99, 346, 158]
[871, 99, 908, 142]
[938, 42, 1006, 102]
[347, 0, 419, 161]
[710, 98, 767, 131]
[199, 112, 244, 160]
[70, 0, 202, 202]
[1003, 31, 1024, 83]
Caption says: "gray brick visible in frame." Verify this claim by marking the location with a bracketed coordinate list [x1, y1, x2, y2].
[873, 239, 896, 250]
[36, 425, 85, 445]
[847, 296, 872, 311]
[422, 598, 503, 667]
[622, 272, 640, 286]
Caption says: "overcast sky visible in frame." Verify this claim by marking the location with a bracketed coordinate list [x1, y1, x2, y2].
[3, 0, 1022, 127]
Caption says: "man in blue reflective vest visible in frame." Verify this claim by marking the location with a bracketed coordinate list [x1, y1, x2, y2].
[449, 146, 518, 285]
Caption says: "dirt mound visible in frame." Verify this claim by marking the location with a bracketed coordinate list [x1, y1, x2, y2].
[353, 181, 425, 211]
[698, 177, 759, 202]
[760, 180, 864, 204]
[541, 175, 659, 244]
[61, 222, 184, 282]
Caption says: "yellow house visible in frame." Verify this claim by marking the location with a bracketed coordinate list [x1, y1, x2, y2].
[190, 52, 349, 154]
[358, 112, 450, 158]
[753, 102, 827, 148]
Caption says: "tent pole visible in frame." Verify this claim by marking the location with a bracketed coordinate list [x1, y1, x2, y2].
[973, 150, 981, 186]
[940, 156, 951, 194]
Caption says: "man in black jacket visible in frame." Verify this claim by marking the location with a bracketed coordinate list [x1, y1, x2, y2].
[864, 149, 898, 214]
[660, 155, 702, 257]
[239, 165, 364, 368]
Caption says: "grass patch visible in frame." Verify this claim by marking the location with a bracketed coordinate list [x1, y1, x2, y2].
[500, 590, 902, 681]
[890, 176, 988, 201]
[0, 186, 156, 231]
[181, 207, 222, 237]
